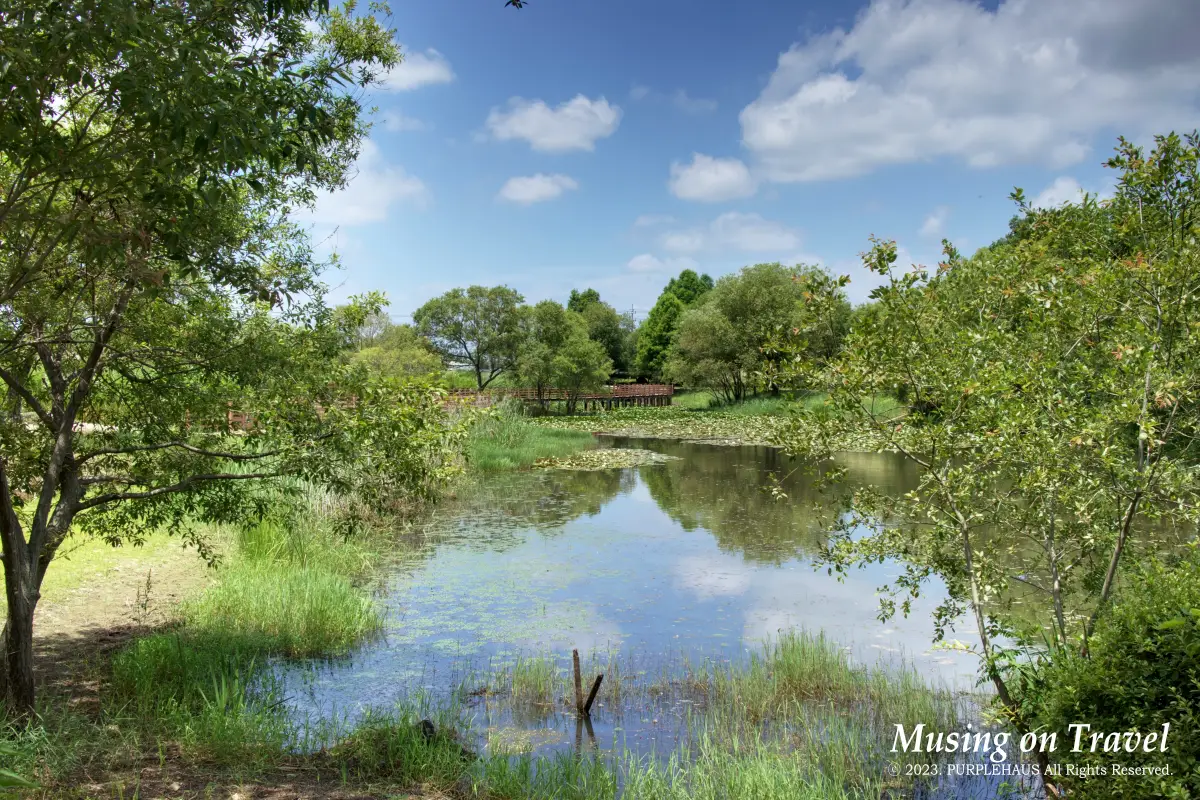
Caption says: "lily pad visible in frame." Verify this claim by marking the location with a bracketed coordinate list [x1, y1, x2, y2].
[533, 448, 680, 471]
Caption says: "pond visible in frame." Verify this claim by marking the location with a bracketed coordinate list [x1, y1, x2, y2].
[276, 437, 1006, 793]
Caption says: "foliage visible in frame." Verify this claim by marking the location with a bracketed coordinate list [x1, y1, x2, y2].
[0, 740, 37, 788]
[348, 308, 443, 379]
[0, 0, 483, 716]
[1016, 546, 1200, 799]
[566, 288, 601, 313]
[412, 285, 526, 389]
[663, 268, 714, 306]
[580, 299, 635, 374]
[666, 263, 849, 401]
[552, 317, 613, 414]
[771, 131, 1200, 791]
[634, 269, 713, 379]
[515, 300, 574, 401]
[635, 292, 685, 379]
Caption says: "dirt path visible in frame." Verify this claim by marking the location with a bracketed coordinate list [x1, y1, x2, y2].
[28, 536, 215, 697]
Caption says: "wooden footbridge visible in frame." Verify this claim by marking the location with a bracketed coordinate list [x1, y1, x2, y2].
[447, 383, 674, 411]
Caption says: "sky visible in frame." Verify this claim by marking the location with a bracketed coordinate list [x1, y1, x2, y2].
[300, 0, 1200, 321]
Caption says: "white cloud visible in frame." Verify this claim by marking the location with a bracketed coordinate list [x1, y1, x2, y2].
[632, 214, 676, 228]
[739, 0, 1200, 183]
[380, 111, 427, 132]
[660, 212, 800, 254]
[630, 86, 717, 114]
[919, 206, 950, 237]
[1031, 176, 1085, 209]
[379, 47, 455, 91]
[486, 95, 621, 152]
[626, 253, 699, 273]
[300, 140, 427, 226]
[672, 89, 718, 114]
[668, 154, 757, 202]
[497, 173, 579, 205]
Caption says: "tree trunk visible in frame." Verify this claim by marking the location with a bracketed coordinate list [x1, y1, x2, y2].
[1, 561, 36, 716]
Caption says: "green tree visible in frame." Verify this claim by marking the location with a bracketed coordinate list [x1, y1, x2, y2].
[635, 292, 685, 379]
[0, 0, 462, 716]
[516, 300, 573, 402]
[553, 315, 613, 414]
[566, 288, 601, 313]
[773, 132, 1200, 793]
[666, 263, 848, 399]
[581, 300, 631, 373]
[663, 269, 714, 306]
[634, 269, 716, 380]
[412, 285, 526, 390]
[353, 322, 443, 379]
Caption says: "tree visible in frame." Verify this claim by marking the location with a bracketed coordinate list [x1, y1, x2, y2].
[412, 285, 526, 390]
[665, 263, 849, 399]
[0, 0, 416, 716]
[772, 132, 1200, 794]
[663, 269, 714, 306]
[516, 300, 573, 402]
[580, 300, 631, 374]
[553, 316, 612, 414]
[566, 288, 601, 314]
[353, 323, 443, 379]
[635, 292, 685, 379]
[634, 269, 715, 379]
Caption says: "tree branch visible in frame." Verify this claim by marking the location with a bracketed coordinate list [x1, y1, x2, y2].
[76, 472, 280, 512]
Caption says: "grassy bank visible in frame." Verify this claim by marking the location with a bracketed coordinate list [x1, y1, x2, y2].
[466, 400, 598, 471]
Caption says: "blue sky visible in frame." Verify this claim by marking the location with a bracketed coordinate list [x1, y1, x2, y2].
[301, 0, 1200, 320]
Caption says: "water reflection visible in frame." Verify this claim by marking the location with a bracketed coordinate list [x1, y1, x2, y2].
[277, 439, 984, 757]
[622, 438, 923, 564]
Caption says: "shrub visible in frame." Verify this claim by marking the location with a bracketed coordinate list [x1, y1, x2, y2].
[1019, 545, 1200, 799]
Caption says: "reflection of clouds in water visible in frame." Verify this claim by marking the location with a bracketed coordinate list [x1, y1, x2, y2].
[672, 553, 754, 598]
[722, 563, 984, 687]
[509, 602, 626, 656]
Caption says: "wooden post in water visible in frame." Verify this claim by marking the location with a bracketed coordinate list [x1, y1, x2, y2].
[572, 648, 584, 715]
[584, 673, 603, 715]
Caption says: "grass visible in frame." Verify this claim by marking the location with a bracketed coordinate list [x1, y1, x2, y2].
[466, 401, 598, 471]
[180, 561, 381, 657]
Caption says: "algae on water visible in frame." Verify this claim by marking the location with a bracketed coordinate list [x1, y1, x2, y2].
[532, 448, 680, 471]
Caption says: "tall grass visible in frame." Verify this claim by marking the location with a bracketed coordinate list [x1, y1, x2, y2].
[467, 401, 597, 471]
[181, 561, 380, 657]
[101, 484, 388, 766]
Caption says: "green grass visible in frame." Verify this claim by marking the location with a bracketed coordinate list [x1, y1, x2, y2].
[466, 403, 597, 471]
[181, 561, 381, 657]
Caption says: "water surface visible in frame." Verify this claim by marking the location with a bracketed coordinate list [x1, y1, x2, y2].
[279, 438, 990, 753]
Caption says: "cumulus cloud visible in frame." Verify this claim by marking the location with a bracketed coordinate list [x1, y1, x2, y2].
[630, 86, 717, 114]
[919, 206, 950, 237]
[660, 212, 800, 254]
[380, 111, 427, 132]
[739, 0, 1200, 182]
[672, 89, 718, 114]
[379, 48, 455, 91]
[669, 154, 757, 202]
[1031, 176, 1086, 209]
[300, 140, 427, 226]
[486, 95, 621, 152]
[626, 253, 699, 273]
[632, 214, 676, 228]
[497, 173, 579, 205]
